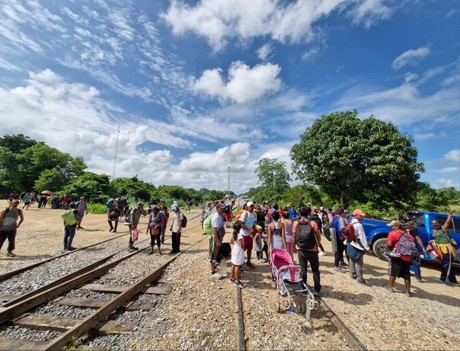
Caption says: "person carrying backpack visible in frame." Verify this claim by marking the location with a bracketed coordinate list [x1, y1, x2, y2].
[386, 220, 416, 297]
[348, 209, 372, 285]
[292, 206, 321, 295]
[429, 210, 458, 286]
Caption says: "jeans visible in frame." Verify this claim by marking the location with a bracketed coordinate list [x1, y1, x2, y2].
[64, 225, 76, 249]
[411, 256, 422, 281]
[297, 249, 321, 292]
[0, 230, 16, 252]
[349, 255, 365, 282]
[172, 232, 181, 253]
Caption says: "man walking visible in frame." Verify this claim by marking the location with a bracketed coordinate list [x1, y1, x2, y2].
[293, 206, 321, 295]
[128, 202, 146, 251]
[0, 199, 24, 257]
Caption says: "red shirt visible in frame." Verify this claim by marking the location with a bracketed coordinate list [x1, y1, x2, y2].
[387, 230, 412, 262]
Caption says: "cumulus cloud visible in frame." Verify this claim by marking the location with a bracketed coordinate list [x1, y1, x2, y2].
[442, 149, 460, 162]
[257, 43, 273, 61]
[392, 47, 431, 70]
[193, 61, 282, 104]
[162, 0, 394, 51]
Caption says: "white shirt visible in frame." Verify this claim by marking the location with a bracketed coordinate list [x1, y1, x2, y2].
[351, 218, 370, 251]
[172, 211, 183, 232]
[239, 211, 257, 237]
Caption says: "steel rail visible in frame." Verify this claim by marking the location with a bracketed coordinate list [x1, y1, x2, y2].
[41, 233, 209, 350]
[236, 288, 247, 351]
[0, 232, 126, 282]
[0, 247, 146, 324]
[319, 299, 367, 351]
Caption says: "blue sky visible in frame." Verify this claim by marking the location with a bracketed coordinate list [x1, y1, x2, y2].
[0, 0, 459, 194]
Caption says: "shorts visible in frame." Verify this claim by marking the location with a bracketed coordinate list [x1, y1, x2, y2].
[242, 235, 253, 251]
[389, 258, 411, 280]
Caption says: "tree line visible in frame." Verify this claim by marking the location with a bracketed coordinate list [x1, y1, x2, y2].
[0, 134, 229, 205]
[1, 110, 458, 215]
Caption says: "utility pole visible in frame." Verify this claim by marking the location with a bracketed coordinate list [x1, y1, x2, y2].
[112, 123, 120, 180]
[228, 166, 231, 194]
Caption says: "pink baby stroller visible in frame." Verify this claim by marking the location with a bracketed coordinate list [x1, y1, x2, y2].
[270, 248, 318, 318]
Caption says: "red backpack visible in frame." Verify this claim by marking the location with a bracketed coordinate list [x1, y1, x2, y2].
[342, 222, 357, 241]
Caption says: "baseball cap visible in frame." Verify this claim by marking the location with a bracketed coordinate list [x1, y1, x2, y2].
[247, 201, 254, 207]
[216, 203, 225, 209]
[431, 220, 440, 226]
[171, 204, 179, 211]
[402, 215, 414, 222]
[352, 209, 366, 217]
[151, 205, 158, 210]
[12, 199, 20, 204]
[387, 220, 402, 227]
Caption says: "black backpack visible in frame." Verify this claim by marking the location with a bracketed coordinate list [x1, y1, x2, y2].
[180, 212, 187, 228]
[296, 220, 315, 249]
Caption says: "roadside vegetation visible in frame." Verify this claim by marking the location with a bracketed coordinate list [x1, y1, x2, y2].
[1, 111, 458, 217]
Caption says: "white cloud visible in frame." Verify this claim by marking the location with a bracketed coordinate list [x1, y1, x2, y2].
[442, 149, 460, 162]
[257, 43, 273, 61]
[193, 61, 282, 104]
[162, 0, 394, 51]
[392, 47, 430, 70]
[348, 0, 393, 28]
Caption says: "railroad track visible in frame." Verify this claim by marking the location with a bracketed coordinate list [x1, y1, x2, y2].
[0, 221, 205, 351]
[235, 270, 368, 351]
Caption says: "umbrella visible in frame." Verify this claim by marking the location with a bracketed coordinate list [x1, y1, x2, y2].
[40, 190, 52, 195]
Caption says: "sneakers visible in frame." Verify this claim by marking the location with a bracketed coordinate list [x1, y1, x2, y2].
[211, 272, 222, 279]
[128, 246, 139, 251]
[335, 267, 344, 273]
[246, 262, 255, 269]
[351, 274, 357, 279]
[318, 251, 327, 256]
[229, 278, 236, 284]
[6, 252, 15, 257]
[233, 280, 244, 288]
[357, 279, 370, 285]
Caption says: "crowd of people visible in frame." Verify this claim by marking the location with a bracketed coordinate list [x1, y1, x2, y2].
[201, 199, 458, 296]
[0, 194, 457, 296]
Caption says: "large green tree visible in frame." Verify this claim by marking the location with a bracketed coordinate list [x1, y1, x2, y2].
[253, 157, 291, 203]
[0, 135, 86, 192]
[290, 111, 424, 210]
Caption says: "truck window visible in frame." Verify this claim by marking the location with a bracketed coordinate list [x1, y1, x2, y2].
[434, 216, 460, 234]
[414, 214, 425, 228]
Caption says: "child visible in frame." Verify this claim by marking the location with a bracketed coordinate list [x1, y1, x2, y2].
[230, 222, 245, 288]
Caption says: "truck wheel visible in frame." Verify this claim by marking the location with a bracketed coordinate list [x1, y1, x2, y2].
[372, 238, 389, 261]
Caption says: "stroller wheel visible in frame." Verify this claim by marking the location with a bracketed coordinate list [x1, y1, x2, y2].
[282, 299, 291, 310]
[306, 299, 315, 310]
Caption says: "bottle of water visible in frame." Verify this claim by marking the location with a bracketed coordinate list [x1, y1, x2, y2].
[220, 258, 228, 277]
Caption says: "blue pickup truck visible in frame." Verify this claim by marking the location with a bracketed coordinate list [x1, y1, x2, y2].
[361, 211, 460, 262]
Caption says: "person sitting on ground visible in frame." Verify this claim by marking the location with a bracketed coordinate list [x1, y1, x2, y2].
[386, 220, 414, 297]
